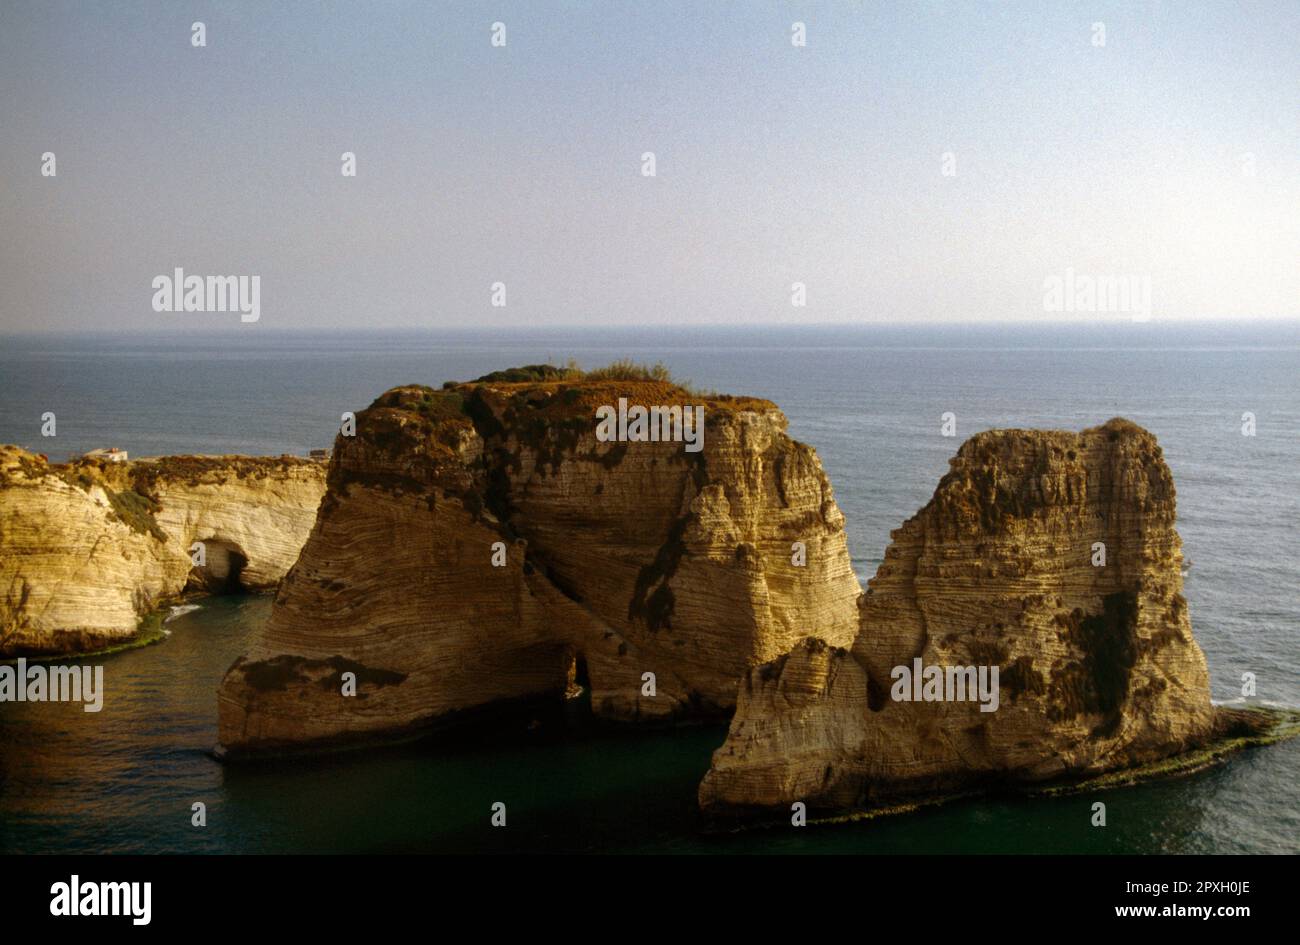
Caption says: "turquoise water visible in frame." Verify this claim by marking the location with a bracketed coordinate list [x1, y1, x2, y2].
[2, 324, 1298, 853]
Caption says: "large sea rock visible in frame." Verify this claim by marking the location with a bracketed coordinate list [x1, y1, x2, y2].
[699, 419, 1219, 814]
[217, 375, 863, 754]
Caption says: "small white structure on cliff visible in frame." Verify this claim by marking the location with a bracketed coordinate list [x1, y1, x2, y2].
[84, 447, 128, 463]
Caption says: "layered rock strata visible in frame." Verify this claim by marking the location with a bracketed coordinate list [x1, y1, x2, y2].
[0, 446, 326, 656]
[699, 419, 1219, 815]
[217, 375, 862, 754]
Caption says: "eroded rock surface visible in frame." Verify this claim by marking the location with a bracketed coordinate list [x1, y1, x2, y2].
[217, 376, 862, 754]
[699, 419, 1217, 814]
[0, 446, 326, 656]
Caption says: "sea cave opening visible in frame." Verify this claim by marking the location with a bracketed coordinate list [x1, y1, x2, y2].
[186, 538, 251, 594]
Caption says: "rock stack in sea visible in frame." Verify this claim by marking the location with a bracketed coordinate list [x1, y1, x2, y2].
[217, 370, 862, 754]
[698, 419, 1218, 815]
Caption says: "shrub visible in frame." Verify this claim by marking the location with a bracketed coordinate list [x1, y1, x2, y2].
[583, 359, 675, 383]
[107, 489, 167, 542]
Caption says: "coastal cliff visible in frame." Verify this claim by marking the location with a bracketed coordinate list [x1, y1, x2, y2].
[0, 446, 326, 657]
[217, 371, 862, 754]
[699, 419, 1221, 815]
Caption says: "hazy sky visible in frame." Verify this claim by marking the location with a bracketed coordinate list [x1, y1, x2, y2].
[1, 1, 1297, 332]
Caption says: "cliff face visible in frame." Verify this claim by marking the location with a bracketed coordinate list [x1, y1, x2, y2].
[0, 446, 326, 657]
[698, 419, 1217, 814]
[217, 378, 862, 755]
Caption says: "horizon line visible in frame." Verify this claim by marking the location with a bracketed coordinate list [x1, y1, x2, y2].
[4, 314, 1300, 338]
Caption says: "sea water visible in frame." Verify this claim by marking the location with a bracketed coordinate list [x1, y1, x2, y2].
[1, 322, 1297, 853]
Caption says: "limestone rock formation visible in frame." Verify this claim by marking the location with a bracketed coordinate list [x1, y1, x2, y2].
[698, 419, 1218, 815]
[217, 373, 862, 755]
[0, 446, 326, 657]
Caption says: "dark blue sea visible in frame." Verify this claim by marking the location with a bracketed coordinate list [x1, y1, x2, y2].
[1, 322, 1297, 853]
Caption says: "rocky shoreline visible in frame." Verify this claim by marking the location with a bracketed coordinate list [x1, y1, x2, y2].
[0, 446, 325, 658]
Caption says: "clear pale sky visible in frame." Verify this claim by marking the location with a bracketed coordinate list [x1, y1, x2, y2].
[1, 1, 1296, 332]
